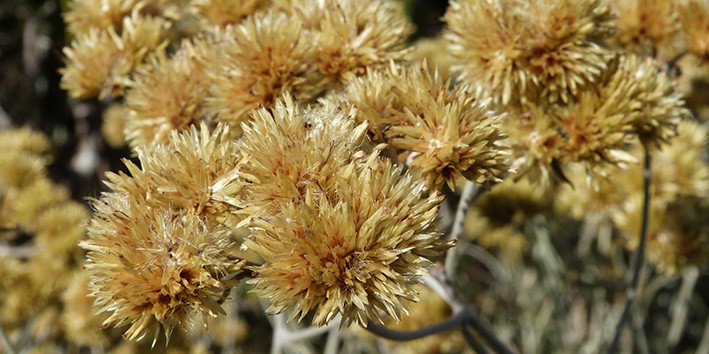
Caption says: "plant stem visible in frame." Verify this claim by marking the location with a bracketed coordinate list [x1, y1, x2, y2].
[366, 307, 515, 354]
[0, 324, 16, 354]
[464, 307, 515, 354]
[445, 181, 481, 279]
[607, 147, 651, 354]
[365, 310, 470, 341]
[461, 323, 489, 354]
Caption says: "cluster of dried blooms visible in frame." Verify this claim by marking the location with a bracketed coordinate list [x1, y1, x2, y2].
[62, 0, 483, 344]
[0, 128, 107, 350]
[28, 0, 708, 352]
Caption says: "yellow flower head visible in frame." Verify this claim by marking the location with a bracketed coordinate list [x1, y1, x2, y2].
[205, 11, 321, 129]
[678, 0, 709, 62]
[82, 195, 238, 342]
[336, 62, 510, 190]
[610, 0, 681, 57]
[444, 0, 613, 105]
[124, 39, 210, 148]
[60, 11, 169, 99]
[298, 0, 413, 84]
[106, 123, 245, 225]
[606, 55, 690, 148]
[237, 95, 368, 219]
[247, 153, 449, 327]
[191, 0, 269, 27]
[81, 124, 247, 341]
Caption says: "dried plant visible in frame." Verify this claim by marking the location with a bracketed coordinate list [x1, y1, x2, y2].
[3, 0, 707, 353]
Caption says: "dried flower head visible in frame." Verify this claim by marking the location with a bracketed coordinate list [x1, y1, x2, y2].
[444, 0, 613, 104]
[63, 0, 134, 34]
[504, 98, 633, 184]
[101, 103, 129, 148]
[106, 123, 245, 225]
[552, 90, 636, 169]
[61, 272, 109, 347]
[610, 0, 681, 57]
[124, 39, 210, 148]
[247, 152, 449, 327]
[388, 91, 509, 189]
[606, 55, 690, 148]
[61, 12, 169, 99]
[237, 95, 368, 219]
[81, 123, 247, 341]
[205, 11, 321, 130]
[335, 62, 509, 189]
[191, 0, 270, 27]
[505, 54, 688, 182]
[82, 194, 238, 342]
[678, 0, 709, 61]
[296, 0, 413, 85]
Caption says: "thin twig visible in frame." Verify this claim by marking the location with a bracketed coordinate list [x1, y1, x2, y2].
[445, 181, 482, 279]
[607, 147, 651, 354]
[365, 310, 470, 341]
[697, 311, 709, 354]
[323, 325, 340, 354]
[464, 308, 516, 354]
[366, 308, 515, 354]
[270, 312, 339, 354]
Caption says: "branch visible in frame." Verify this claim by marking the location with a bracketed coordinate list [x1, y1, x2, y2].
[365, 310, 469, 341]
[0, 324, 16, 354]
[607, 147, 652, 354]
[365, 307, 515, 354]
[445, 181, 482, 279]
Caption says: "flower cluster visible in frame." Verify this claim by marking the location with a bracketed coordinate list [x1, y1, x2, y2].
[0, 128, 104, 349]
[238, 97, 452, 326]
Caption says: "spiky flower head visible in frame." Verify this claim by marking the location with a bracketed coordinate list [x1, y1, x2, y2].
[124, 39, 210, 148]
[607, 55, 690, 148]
[205, 11, 321, 130]
[60, 11, 169, 99]
[505, 54, 689, 182]
[504, 91, 636, 183]
[610, 0, 681, 57]
[388, 91, 509, 189]
[82, 195, 238, 342]
[63, 0, 134, 34]
[191, 0, 270, 27]
[237, 95, 368, 219]
[678, 0, 709, 62]
[444, 0, 613, 105]
[106, 123, 245, 226]
[81, 123, 246, 341]
[335, 62, 509, 190]
[246, 153, 448, 327]
[298, 0, 413, 85]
